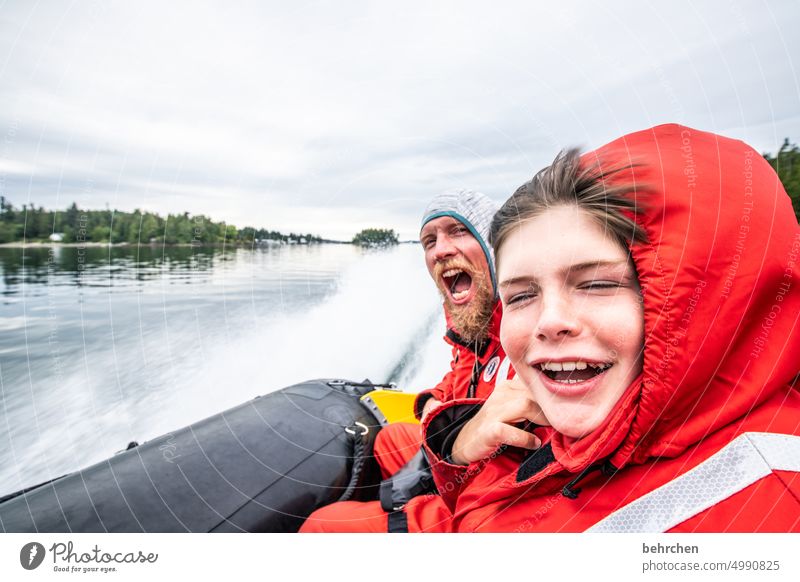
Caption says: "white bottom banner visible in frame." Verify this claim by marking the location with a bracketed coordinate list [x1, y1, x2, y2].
[1, 533, 798, 581]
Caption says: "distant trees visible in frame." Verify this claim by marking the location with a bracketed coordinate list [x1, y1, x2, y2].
[0, 199, 323, 245]
[0, 197, 18, 243]
[352, 228, 399, 247]
[763, 139, 800, 220]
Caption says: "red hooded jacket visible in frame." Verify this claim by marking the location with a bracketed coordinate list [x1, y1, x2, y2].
[407, 124, 800, 532]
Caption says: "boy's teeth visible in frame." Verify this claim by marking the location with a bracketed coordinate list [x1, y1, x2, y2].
[589, 362, 612, 371]
[539, 361, 586, 371]
[538, 361, 613, 372]
[452, 289, 469, 300]
[443, 269, 462, 278]
[537, 360, 615, 384]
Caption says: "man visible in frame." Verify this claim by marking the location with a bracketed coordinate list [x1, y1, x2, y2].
[373, 189, 511, 477]
[301, 189, 512, 532]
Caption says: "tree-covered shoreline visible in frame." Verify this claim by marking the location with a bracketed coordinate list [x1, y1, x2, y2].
[0, 200, 326, 246]
[2, 138, 796, 247]
[763, 139, 800, 220]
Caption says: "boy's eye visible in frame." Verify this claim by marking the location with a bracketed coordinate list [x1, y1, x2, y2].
[579, 280, 621, 290]
[505, 290, 537, 306]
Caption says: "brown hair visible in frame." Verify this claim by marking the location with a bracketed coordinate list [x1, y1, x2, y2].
[490, 148, 648, 260]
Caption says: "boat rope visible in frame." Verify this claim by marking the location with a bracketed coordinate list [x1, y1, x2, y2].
[337, 423, 371, 502]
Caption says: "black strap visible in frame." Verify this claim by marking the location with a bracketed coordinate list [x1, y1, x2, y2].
[561, 460, 617, 499]
[379, 478, 395, 512]
[379, 449, 436, 512]
[387, 509, 409, 533]
[562, 463, 602, 499]
[468, 359, 480, 398]
[467, 342, 503, 398]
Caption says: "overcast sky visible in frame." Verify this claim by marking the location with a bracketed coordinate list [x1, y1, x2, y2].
[1, 0, 798, 240]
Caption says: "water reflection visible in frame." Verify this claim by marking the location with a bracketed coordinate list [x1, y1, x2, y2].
[0, 245, 235, 295]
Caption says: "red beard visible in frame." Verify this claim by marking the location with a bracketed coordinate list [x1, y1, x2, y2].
[433, 258, 495, 342]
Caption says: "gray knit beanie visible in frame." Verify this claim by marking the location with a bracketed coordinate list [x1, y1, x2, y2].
[420, 189, 498, 295]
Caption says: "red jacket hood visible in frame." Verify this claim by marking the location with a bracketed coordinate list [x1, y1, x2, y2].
[549, 124, 800, 472]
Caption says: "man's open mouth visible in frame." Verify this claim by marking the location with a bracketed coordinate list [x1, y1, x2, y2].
[536, 361, 613, 384]
[442, 268, 473, 302]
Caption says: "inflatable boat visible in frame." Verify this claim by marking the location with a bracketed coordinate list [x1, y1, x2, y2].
[0, 379, 416, 532]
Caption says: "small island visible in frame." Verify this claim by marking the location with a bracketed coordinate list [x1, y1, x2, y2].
[351, 228, 399, 247]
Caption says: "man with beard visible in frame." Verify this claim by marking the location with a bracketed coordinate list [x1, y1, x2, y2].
[372, 189, 511, 477]
[301, 189, 512, 532]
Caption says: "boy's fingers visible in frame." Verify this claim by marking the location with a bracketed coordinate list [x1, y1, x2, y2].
[499, 425, 541, 450]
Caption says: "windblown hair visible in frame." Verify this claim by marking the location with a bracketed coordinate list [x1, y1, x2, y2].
[490, 148, 648, 258]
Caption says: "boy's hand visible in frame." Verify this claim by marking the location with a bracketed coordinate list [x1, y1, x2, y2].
[450, 376, 548, 466]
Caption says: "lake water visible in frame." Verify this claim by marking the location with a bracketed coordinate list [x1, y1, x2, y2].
[0, 244, 450, 496]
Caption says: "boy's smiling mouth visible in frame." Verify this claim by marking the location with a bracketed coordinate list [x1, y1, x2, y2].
[534, 360, 614, 386]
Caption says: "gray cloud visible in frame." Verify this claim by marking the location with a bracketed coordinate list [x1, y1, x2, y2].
[1, 0, 798, 240]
